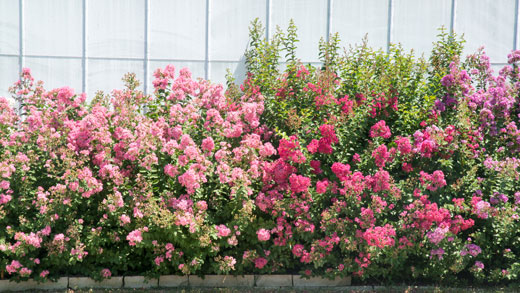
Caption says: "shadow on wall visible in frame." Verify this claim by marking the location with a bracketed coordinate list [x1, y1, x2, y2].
[232, 55, 248, 85]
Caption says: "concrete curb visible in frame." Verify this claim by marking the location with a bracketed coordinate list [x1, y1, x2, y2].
[255, 274, 293, 287]
[0, 277, 68, 291]
[293, 275, 352, 287]
[123, 276, 159, 288]
[189, 275, 254, 287]
[0, 274, 351, 291]
[158, 275, 189, 287]
[69, 276, 123, 289]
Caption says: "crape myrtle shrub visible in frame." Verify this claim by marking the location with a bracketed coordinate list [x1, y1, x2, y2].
[1, 19, 520, 286]
[237, 21, 520, 285]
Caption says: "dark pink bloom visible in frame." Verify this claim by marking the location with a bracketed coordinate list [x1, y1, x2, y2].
[254, 257, 268, 269]
[396, 137, 412, 154]
[289, 174, 311, 193]
[372, 144, 390, 168]
[370, 120, 391, 139]
[307, 139, 319, 153]
[278, 136, 305, 164]
[316, 179, 329, 194]
[310, 160, 322, 174]
[319, 124, 339, 144]
[331, 162, 351, 181]
[317, 137, 333, 154]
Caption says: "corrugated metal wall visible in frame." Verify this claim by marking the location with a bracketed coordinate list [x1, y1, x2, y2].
[0, 0, 517, 102]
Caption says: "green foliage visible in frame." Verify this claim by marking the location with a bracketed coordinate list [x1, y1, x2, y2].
[428, 27, 466, 98]
[244, 18, 282, 97]
[241, 20, 466, 144]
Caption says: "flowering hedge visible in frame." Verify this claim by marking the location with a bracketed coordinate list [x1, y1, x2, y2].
[2, 22, 520, 286]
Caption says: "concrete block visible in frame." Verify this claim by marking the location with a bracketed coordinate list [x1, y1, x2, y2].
[189, 275, 254, 287]
[69, 276, 123, 289]
[158, 275, 189, 287]
[124, 276, 158, 288]
[293, 275, 351, 287]
[255, 275, 292, 287]
[0, 277, 68, 291]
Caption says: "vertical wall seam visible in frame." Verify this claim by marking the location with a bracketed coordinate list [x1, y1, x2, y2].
[82, 0, 87, 94]
[386, 0, 393, 53]
[144, 0, 150, 94]
[266, 0, 271, 41]
[514, 0, 519, 50]
[18, 0, 23, 73]
[450, 0, 457, 33]
[204, 0, 211, 80]
[326, 0, 333, 42]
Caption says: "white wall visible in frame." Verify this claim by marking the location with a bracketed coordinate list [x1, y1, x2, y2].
[0, 0, 518, 103]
